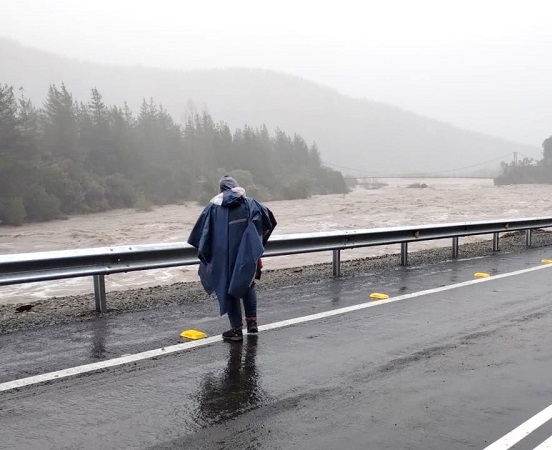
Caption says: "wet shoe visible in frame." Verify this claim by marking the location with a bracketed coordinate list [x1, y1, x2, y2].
[246, 318, 258, 333]
[222, 327, 243, 341]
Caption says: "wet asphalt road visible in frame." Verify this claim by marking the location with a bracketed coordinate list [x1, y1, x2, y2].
[2, 247, 552, 449]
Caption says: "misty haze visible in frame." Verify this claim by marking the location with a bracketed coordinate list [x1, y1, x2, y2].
[4, 4, 552, 449]
[1, 0, 552, 269]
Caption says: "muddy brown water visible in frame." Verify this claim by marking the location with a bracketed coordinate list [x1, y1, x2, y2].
[1, 178, 551, 305]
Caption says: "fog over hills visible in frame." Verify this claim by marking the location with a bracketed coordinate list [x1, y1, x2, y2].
[0, 38, 538, 176]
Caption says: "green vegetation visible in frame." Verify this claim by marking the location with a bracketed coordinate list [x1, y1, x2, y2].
[0, 83, 348, 225]
[494, 136, 552, 185]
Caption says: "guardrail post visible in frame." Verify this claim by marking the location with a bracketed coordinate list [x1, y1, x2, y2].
[332, 249, 341, 277]
[525, 229, 532, 247]
[493, 232, 499, 252]
[400, 242, 408, 266]
[452, 236, 459, 258]
[94, 274, 107, 313]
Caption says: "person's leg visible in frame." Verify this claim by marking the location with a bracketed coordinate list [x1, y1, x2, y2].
[223, 295, 243, 341]
[243, 284, 257, 318]
[243, 284, 258, 333]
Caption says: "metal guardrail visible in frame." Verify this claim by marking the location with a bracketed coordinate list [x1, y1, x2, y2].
[1, 216, 552, 312]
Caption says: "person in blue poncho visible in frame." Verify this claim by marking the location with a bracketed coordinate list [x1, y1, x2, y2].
[188, 175, 277, 341]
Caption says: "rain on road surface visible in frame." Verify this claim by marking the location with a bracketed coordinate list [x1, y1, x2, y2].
[2, 246, 552, 449]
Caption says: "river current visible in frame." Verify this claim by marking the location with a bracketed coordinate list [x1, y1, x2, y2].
[1, 178, 550, 305]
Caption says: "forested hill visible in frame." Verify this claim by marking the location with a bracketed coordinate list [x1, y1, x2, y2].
[0, 37, 538, 175]
[0, 82, 348, 225]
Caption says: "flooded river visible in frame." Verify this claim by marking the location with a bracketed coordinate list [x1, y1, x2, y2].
[1, 178, 551, 304]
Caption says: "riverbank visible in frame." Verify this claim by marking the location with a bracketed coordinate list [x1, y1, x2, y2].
[2, 230, 551, 334]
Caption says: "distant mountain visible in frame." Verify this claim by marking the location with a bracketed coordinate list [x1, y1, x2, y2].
[0, 37, 539, 175]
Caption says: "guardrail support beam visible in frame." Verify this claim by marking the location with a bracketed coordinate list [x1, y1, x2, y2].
[401, 242, 408, 266]
[452, 236, 459, 258]
[332, 249, 341, 277]
[526, 229, 532, 247]
[94, 275, 107, 313]
[493, 232, 499, 252]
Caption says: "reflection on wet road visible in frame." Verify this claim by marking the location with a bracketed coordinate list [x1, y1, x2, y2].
[195, 336, 266, 425]
[90, 318, 110, 360]
[3, 247, 552, 449]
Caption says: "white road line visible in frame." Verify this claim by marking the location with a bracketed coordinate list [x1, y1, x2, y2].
[1, 263, 551, 393]
[483, 404, 552, 449]
[534, 435, 552, 449]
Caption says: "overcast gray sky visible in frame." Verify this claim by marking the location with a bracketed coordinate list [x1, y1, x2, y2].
[2, 0, 551, 147]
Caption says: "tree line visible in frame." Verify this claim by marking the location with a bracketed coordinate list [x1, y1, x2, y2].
[0, 83, 348, 225]
[494, 136, 552, 185]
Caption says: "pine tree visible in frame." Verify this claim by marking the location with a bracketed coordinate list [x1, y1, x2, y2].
[41, 83, 80, 160]
[82, 88, 114, 175]
[0, 84, 20, 156]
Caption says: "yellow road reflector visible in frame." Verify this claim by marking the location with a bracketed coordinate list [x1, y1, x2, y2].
[542, 259, 552, 264]
[370, 293, 389, 300]
[180, 329, 207, 340]
[474, 272, 490, 278]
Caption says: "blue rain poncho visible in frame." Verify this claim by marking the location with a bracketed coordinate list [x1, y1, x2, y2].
[188, 186, 276, 315]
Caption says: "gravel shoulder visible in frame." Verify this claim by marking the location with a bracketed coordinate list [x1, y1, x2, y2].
[2, 230, 552, 335]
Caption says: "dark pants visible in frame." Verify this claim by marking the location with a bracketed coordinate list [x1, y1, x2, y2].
[227, 284, 257, 328]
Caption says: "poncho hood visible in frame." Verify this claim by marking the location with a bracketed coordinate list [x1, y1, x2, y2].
[210, 187, 247, 207]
